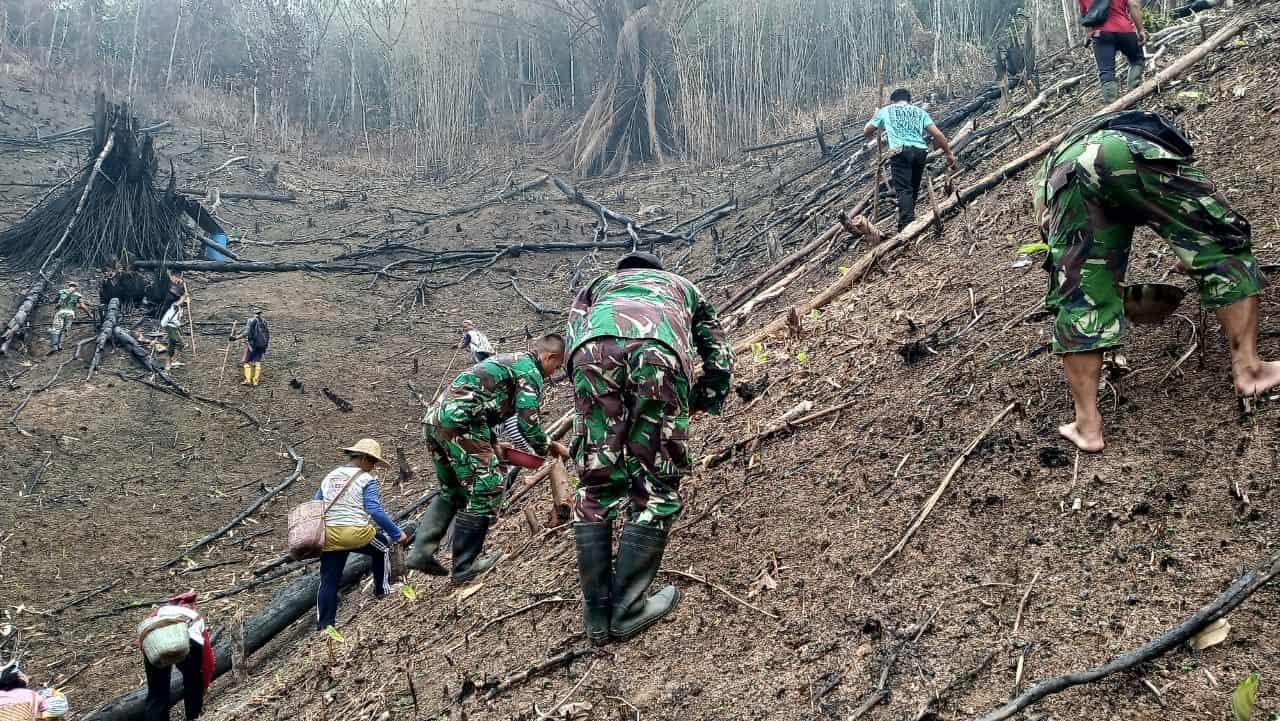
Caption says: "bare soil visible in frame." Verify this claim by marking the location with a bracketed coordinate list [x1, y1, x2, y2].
[2, 9, 1279, 721]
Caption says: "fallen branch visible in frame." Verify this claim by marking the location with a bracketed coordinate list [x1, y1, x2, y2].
[974, 551, 1280, 721]
[87, 297, 121, 377]
[0, 271, 55, 354]
[153, 447, 304, 569]
[703, 398, 861, 468]
[389, 174, 549, 219]
[662, 569, 779, 620]
[176, 189, 296, 203]
[483, 649, 592, 701]
[867, 402, 1021, 577]
[533, 658, 599, 721]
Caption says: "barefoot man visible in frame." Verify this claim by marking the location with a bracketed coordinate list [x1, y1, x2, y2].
[1035, 112, 1279, 452]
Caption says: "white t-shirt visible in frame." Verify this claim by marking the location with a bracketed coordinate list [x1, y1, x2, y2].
[319, 466, 373, 528]
[463, 330, 493, 354]
[161, 304, 184, 329]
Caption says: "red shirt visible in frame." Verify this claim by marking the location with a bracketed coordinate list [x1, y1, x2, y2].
[1078, 0, 1135, 34]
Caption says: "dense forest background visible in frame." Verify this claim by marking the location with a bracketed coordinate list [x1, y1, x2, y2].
[0, 0, 1162, 176]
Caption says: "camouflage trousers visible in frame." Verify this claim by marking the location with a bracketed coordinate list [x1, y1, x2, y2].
[570, 337, 691, 529]
[1045, 133, 1267, 353]
[422, 420, 502, 516]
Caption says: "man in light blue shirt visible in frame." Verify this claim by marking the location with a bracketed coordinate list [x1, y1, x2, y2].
[864, 88, 957, 230]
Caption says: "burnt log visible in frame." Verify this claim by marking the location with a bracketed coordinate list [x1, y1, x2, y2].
[0, 272, 54, 354]
[87, 297, 121, 376]
[111, 325, 182, 388]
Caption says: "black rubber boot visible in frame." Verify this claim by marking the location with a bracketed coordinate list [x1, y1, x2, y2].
[1101, 80, 1119, 103]
[573, 522, 613, 646]
[610, 522, 679, 641]
[450, 512, 504, 584]
[404, 494, 456, 575]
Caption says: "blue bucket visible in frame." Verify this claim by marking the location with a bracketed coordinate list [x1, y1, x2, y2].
[205, 231, 230, 261]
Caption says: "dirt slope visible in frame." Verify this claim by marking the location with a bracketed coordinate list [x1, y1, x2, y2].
[3, 7, 1279, 721]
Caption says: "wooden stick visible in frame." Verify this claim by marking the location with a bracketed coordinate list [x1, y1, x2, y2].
[974, 551, 1280, 721]
[868, 402, 1020, 576]
[533, 659, 598, 721]
[217, 320, 238, 389]
[1012, 570, 1041, 637]
[663, 569, 779, 620]
[185, 294, 196, 356]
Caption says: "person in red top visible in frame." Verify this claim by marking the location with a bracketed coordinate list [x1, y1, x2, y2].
[1079, 0, 1147, 101]
[140, 592, 214, 721]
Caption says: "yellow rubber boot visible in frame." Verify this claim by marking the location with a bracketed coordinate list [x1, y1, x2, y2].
[252, 363, 263, 386]
[241, 364, 253, 386]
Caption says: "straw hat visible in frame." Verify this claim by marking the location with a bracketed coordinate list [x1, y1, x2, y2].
[341, 438, 387, 465]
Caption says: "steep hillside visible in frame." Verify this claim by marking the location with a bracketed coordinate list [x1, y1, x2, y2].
[2, 4, 1278, 721]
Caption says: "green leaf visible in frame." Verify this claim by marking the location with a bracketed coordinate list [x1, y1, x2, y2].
[796, 351, 808, 363]
[1178, 90, 1205, 101]
[1233, 672, 1260, 721]
[809, 309, 821, 321]
[323, 625, 345, 644]
[1017, 242, 1049, 255]
[400, 584, 418, 602]
[838, 266, 851, 275]
[751, 342, 767, 363]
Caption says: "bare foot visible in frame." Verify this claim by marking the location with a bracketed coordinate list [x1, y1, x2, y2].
[1234, 360, 1280, 396]
[1059, 422, 1105, 453]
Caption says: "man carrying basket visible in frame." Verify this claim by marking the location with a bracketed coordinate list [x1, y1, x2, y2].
[137, 592, 213, 721]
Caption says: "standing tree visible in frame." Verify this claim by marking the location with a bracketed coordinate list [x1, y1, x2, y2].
[562, 0, 678, 176]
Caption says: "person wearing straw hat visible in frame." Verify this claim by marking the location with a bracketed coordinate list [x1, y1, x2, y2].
[408, 334, 570, 581]
[314, 439, 407, 631]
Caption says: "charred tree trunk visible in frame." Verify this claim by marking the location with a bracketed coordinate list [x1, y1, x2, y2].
[0, 271, 54, 354]
[87, 297, 121, 375]
[564, 2, 677, 176]
[112, 325, 181, 388]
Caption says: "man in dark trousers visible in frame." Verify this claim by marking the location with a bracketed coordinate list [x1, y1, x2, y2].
[1080, 0, 1146, 102]
[231, 308, 269, 386]
[863, 88, 958, 231]
[566, 252, 734, 644]
[407, 335, 570, 581]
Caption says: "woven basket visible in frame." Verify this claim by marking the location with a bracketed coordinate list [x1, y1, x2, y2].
[137, 616, 190, 667]
[0, 698, 37, 721]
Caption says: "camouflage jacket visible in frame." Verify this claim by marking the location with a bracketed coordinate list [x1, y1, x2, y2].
[422, 352, 550, 455]
[1034, 126, 1189, 212]
[566, 268, 734, 414]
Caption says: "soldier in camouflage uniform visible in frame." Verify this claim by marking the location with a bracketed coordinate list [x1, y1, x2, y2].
[566, 251, 734, 644]
[1034, 112, 1279, 453]
[406, 334, 570, 582]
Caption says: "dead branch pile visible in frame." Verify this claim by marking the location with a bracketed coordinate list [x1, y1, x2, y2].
[0, 95, 193, 270]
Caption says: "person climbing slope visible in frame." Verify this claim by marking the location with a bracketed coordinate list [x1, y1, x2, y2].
[1080, 0, 1147, 102]
[230, 308, 269, 386]
[160, 300, 185, 371]
[1033, 111, 1278, 453]
[137, 592, 212, 721]
[863, 88, 958, 231]
[459, 320, 494, 363]
[48, 281, 89, 352]
[407, 335, 570, 581]
[566, 251, 734, 644]
[314, 439, 407, 631]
